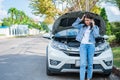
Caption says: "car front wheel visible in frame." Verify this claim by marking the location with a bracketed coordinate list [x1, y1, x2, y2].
[46, 46, 53, 76]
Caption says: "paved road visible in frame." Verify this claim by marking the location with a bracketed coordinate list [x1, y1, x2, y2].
[0, 35, 120, 80]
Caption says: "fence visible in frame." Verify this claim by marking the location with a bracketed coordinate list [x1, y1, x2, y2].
[0, 25, 40, 36]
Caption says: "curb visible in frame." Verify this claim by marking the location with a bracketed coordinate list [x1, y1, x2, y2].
[112, 66, 120, 77]
[0, 36, 8, 39]
[0, 36, 13, 39]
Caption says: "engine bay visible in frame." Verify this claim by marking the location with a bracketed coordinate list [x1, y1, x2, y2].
[52, 36, 105, 48]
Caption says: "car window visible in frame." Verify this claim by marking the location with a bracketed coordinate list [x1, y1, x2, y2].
[54, 29, 78, 37]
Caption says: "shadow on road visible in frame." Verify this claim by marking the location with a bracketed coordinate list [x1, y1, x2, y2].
[0, 54, 119, 80]
[0, 54, 46, 80]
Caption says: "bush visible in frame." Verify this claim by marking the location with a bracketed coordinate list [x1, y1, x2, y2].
[111, 22, 120, 42]
[40, 22, 49, 32]
[106, 22, 112, 35]
[108, 35, 116, 43]
[115, 32, 120, 42]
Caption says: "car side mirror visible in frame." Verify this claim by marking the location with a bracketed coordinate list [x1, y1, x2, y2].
[103, 35, 109, 40]
[42, 33, 51, 39]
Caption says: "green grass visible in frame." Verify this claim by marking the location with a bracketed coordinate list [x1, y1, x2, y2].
[112, 47, 120, 68]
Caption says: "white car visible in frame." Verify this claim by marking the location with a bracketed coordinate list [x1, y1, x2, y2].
[46, 11, 113, 76]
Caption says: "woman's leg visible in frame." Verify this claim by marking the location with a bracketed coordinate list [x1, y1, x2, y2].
[80, 44, 87, 80]
[87, 44, 95, 79]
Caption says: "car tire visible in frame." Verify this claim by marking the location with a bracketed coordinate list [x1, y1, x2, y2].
[104, 72, 111, 77]
[46, 60, 53, 76]
[46, 46, 53, 76]
[103, 70, 112, 77]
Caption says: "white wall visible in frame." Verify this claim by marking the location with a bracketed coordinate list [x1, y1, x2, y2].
[29, 28, 40, 35]
[0, 28, 9, 36]
[0, 25, 40, 36]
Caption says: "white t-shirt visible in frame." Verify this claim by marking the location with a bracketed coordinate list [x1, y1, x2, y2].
[81, 26, 93, 44]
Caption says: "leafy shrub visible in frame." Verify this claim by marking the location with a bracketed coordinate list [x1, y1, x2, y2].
[111, 22, 120, 42]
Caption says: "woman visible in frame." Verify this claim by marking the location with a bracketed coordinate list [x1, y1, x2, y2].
[72, 13, 100, 80]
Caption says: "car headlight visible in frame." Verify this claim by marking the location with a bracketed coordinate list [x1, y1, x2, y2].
[51, 41, 67, 50]
[94, 43, 110, 57]
[95, 43, 110, 52]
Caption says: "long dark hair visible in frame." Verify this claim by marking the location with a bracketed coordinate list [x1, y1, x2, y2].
[82, 13, 94, 30]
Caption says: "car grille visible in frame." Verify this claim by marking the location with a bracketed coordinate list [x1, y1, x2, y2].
[62, 50, 79, 57]
[62, 50, 101, 57]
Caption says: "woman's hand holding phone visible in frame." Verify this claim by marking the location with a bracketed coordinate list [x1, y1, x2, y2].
[91, 19, 95, 26]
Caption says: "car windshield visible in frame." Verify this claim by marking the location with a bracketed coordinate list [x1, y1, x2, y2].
[54, 29, 78, 37]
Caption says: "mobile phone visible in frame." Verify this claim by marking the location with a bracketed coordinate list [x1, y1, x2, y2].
[90, 22, 93, 26]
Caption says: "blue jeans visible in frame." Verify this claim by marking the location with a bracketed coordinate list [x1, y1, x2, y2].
[79, 44, 95, 80]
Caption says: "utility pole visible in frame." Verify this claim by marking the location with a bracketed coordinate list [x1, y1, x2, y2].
[86, 0, 89, 11]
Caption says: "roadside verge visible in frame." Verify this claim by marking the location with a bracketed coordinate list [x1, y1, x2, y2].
[113, 66, 120, 77]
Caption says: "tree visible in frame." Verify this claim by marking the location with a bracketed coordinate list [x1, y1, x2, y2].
[17, 11, 29, 24]
[43, 16, 54, 24]
[106, 22, 112, 35]
[115, 0, 120, 9]
[8, 8, 27, 24]
[52, 0, 101, 15]
[2, 18, 11, 26]
[100, 8, 108, 23]
[29, 0, 61, 24]
[40, 22, 49, 32]
[60, 0, 99, 11]
[29, 0, 102, 25]
[2, 8, 44, 31]
[60, 0, 120, 14]
[8, 8, 17, 24]
[3, 8, 30, 26]
[90, 5, 101, 14]
[30, 0, 58, 17]
[100, 8, 111, 35]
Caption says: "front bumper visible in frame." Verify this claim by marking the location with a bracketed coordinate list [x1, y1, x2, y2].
[47, 44, 113, 73]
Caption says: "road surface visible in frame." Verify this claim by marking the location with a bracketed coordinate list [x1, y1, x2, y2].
[0, 35, 120, 80]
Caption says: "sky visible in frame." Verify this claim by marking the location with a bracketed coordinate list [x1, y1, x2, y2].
[0, 0, 120, 22]
[100, 2, 120, 22]
[0, 0, 41, 22]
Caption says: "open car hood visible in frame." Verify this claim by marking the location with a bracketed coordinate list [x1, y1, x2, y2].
[52, 11, 106, 35]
